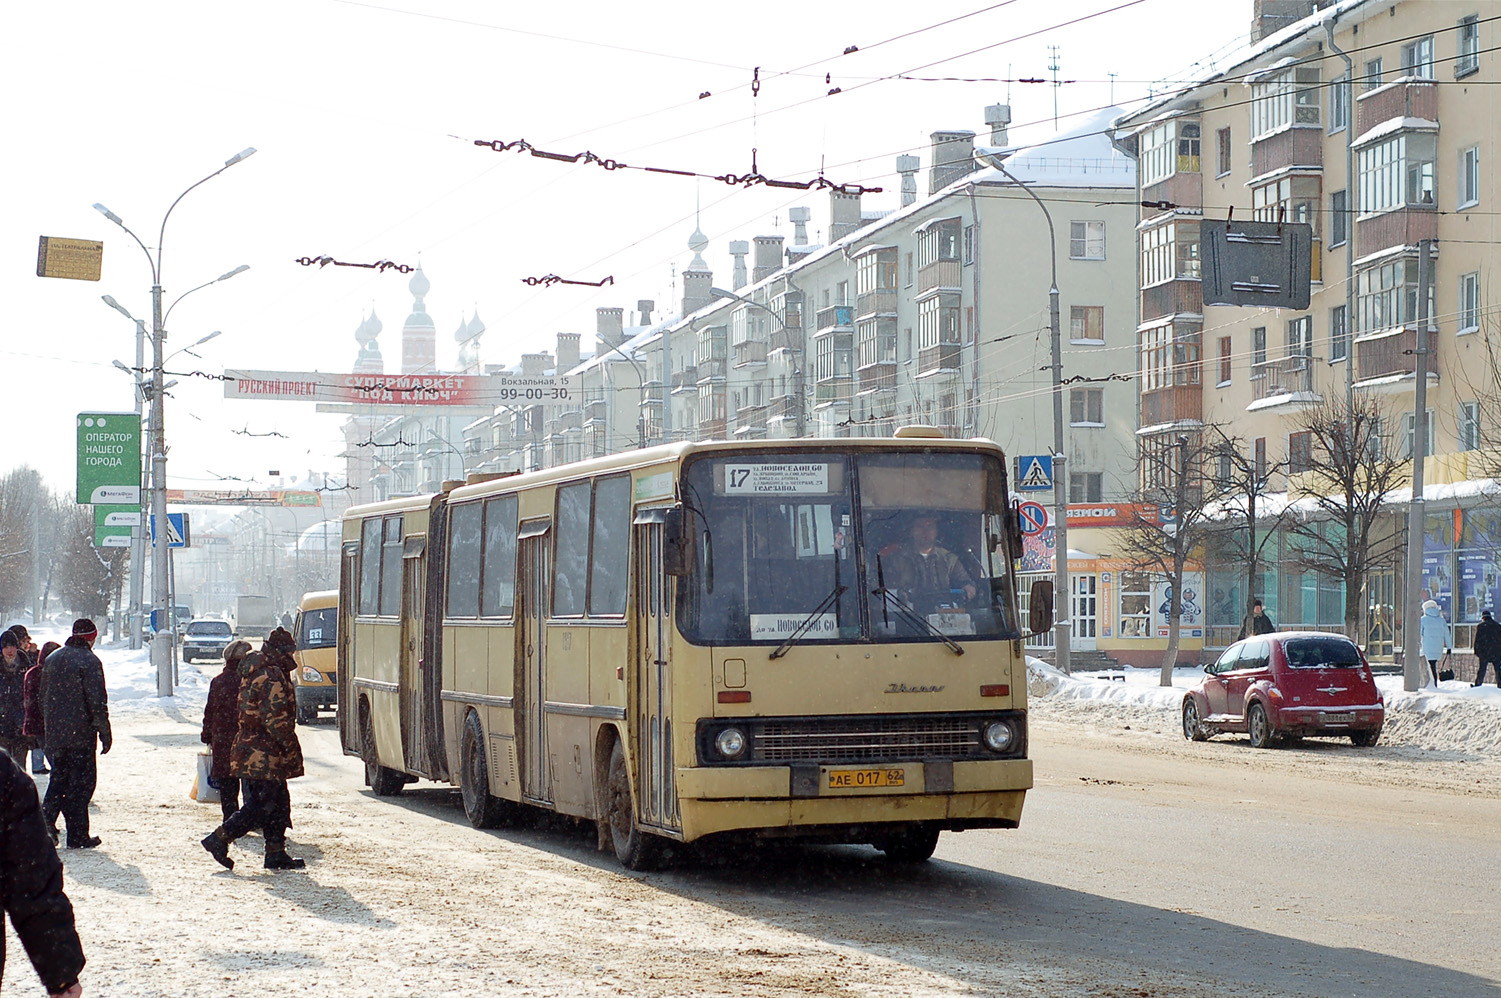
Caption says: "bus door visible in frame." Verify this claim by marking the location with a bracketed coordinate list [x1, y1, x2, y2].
[519, 520, 552, 804]
[400, 536, 427, 773]
[633, 511, 679, 831]
[338, 540, 360, 755]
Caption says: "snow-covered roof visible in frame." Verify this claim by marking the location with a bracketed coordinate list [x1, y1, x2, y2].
[973, 105, 1136, 189]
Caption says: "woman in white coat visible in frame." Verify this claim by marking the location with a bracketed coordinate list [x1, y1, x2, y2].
[1418, 599, 1452, 685]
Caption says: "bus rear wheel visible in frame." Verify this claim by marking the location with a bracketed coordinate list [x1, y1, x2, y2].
[460, 712, 514, 829]
[606, 740, 662, 871]
[360, 700, 406, 797]
[876, 824, 941, 862]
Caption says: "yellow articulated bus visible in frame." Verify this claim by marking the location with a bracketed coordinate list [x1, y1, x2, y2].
[339, 431, 1045, 868]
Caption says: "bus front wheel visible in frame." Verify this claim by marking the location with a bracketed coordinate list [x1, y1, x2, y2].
[461, 712, 514, 829]
[360, 700, 406, 797]
[876, 823, 941, 862]
[605, 740, 662, 871]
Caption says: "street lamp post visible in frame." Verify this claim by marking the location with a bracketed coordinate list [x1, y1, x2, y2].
[94, 147, 255, 696]
[102, 296, 148, 650]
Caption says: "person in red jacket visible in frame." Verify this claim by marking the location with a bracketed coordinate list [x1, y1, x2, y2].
[22, 642, 59, 777]
[201, 641, 252, 824]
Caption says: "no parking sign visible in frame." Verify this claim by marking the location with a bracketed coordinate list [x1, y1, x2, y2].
[1018, 501, 1048, 535]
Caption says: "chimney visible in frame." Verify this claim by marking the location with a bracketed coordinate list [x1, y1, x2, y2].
[929, 130, 978, 194]
[596, 307, 624, 354]
[683, 267, 712, 318]
[728, 240, 750, 290]
[984, 104, 1012, 145]
[556, 332, 581, 372]
[521, 352, 549, 376]
[637, 299, 655, 327]
[752, 235, 784, 283]
[829, 189, 862, 242]
[896, 154, 920, 207]
[788, 207, 811, 245]
[1251, 0, 1317, 43]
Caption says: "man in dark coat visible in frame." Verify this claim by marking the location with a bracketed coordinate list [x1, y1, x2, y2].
[0, 630, 32, 761]
[201, 640, 252, 824]
[0, 749, 86, 997]
[201, 633, 306, 871]
[39, 620, 111, 849]
[1236, 599, 1277, 641]
[9, 626, 48, 774]
[1473, 609, 1501, 687]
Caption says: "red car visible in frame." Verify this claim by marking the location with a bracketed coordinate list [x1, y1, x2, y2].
[1183, 631, 1385, 748]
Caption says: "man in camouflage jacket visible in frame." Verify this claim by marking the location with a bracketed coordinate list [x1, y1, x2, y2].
[200, 633, 305, 871]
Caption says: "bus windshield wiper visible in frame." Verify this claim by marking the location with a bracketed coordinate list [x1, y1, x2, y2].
[872, 555, 965, 656]
[769, 584, 848, 660]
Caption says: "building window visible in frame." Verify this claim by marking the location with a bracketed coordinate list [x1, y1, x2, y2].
[1401, 36, 1435, 79]
[1118, 572, 1151, 638]
[1367, 416, 1385, 460]
[1460, 272, 1481, 333]
[1069, 388, 1104, 426]
[1140, 322, 1201, 392]
[1288, 431, 1313, 475]
[1069, 472, 1104, 503]
[1357, 132, 1437, 214]
[1070, 305, 1105, 344]
[1330, 189, 1348, 247]
[918, 218, 962, 267]
[1216, 127, 1232, 176]
[1070, 220, 1106, 260]
[1364, 57, 1383, 91]
[1330, 304, 1348, 363]
[1140, 222, 1200, 285]
[1458, 15, 1480, 77]
[1287, 315, 1313, 363]
[1216, 452, 1232, 485]
[836, 281, 849, 305]
[1459, 146, 1480, 209]
[856, 248, 899, 295]
[1140, 121, 1175, 187]
[1329, 74, 1350, 133]
[1250, 66, 1320, 139]
[1218, 336, 1232, 385]
[1254, 437, 1267, 481]
[1460, 401, 1481, 451]
[1356, 258, 1434, 334]
[963, 225, 974, 265]
[1252, 326, 1267, 367]
[1402, 409, 1435, 459]
[1253, 175, 1321, 279]
[904, 252, 914, 287]
[1177, 123, 1201, 173]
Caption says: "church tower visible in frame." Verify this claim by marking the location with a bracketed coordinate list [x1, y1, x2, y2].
[401, 264, 436, 374]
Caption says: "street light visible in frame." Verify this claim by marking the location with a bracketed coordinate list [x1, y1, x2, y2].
[93, 146, 257, 697]
[102, 295, 149, 649]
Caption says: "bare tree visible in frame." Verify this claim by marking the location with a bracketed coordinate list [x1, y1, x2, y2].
[0, 468, 47, 617]
[1119, 433, 1219, 685]
[1285, 395, 1407, 639]
[1204, 426, 1292, 640]
[54, 503, 127, 619]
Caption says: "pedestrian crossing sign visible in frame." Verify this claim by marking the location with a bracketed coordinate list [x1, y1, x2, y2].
[1017, 454, 1053, 491]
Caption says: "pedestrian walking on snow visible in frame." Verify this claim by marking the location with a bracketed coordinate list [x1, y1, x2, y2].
[1473, 609, 1501, 687]
[23, 642, 59, 776]
[1419, 599, 1452, 686]
[201, 641, 252, 824]
[0, 630, 33, 762]
[0, 749, 86, 997]
[201, 629, 306, 871]
[39, 620, 111, 849]
[9, 626, 49, 774]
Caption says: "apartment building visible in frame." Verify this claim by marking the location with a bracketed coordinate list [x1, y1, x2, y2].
[1116, 0, 1499, 654]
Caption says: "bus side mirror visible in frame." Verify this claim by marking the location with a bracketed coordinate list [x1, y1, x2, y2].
[1029, 580, 1054, 635]
[663, 506, 693, 577]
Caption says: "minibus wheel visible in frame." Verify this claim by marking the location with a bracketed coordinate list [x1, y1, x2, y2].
[461, 712, 513, 829]
[876, 824, 940, 862]
[606, 740, 662, 871]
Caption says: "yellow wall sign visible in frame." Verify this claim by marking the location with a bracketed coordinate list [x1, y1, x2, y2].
[37, 236, 104, 281]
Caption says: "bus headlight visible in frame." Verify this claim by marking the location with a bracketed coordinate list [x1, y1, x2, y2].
[714, 727, 747, 760]
[982, 720, 1015, 753]
[301, 666, 322, 683]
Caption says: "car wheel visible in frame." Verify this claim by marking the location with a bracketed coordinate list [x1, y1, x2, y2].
[1182, 699, 1209, 741]
[460, 712, 516, 829]
[1350, 728, 1381, 748]
[876, 824, 941, 862]
[296, 703, 318, 725]
[605, 739, 662, 871]
[360, 700, 406, 797]
[1246, 702, 1275, 749]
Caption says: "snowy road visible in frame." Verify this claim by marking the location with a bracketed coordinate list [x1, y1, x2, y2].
[3, 675, 1499, 996]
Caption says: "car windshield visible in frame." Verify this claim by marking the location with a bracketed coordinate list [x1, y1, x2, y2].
[675, 449, 1020, 647]
[188, 621, 231, 636]
[298, 607, 337, 650]
[1284, 636, 1362, 668]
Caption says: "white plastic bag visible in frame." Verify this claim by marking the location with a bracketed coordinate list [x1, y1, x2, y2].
[190, 749, 220, 804]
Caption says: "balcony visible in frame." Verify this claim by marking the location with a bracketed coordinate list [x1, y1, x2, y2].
[856, 287, 898, 318]
[583, 399, 608, 425]
[1250, 127, 1323, 177]
[815, 377, 853, 406]
[769, 394, 802, 425]
[857, 364, 896, 395]
[1139, 384, 1202, 426]
[696, 357, 726, 382]
[698, 416, 728, 439]
[769, 327, 803, 354]
[1140, 279, 1203, 322]
[1141, 172, 1203, 218]
[1355, 327, 1438, 385]
[918, 259, 961, 294]
[734, 404, 768, 436]
[1357, 207, 1438, 256]
[816, 304, 854, 330]
[733, 339, 768, 368]
[917, 343, 963, 377]
[671, 366, 698, 394]
[1249, 356, 1314, 403]
[1356, 78, 1437, 134]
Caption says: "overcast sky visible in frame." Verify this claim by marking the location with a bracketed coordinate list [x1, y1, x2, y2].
[4, 0, 1250, 493]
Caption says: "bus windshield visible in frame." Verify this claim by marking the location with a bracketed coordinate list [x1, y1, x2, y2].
[676, 450, 1019, 647]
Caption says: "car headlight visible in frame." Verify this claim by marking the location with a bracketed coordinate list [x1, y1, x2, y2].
[982, 720, 1015, 753]
[300, 666, 322, 683]
[714, 727, 747, 760]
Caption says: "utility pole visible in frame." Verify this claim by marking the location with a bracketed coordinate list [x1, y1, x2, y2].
[130, 318, 146, 649]
[1402, 239, 1435, 692]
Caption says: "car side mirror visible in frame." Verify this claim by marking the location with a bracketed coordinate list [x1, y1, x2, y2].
[663, 505, 694, 577]
[1029, 580, 1054, 635]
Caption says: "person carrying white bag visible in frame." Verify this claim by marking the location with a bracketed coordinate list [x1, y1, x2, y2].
[199, 641, 252, 823]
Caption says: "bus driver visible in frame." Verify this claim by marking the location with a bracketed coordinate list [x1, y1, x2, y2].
[883, 515, 976, 605]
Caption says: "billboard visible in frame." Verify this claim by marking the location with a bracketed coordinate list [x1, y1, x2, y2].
[224, 370, 575, 406]
[76, 412, 141, 505]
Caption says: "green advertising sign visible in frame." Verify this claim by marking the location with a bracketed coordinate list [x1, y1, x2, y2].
[76, 412, 141, 505]
[92, 505, 135, 548]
